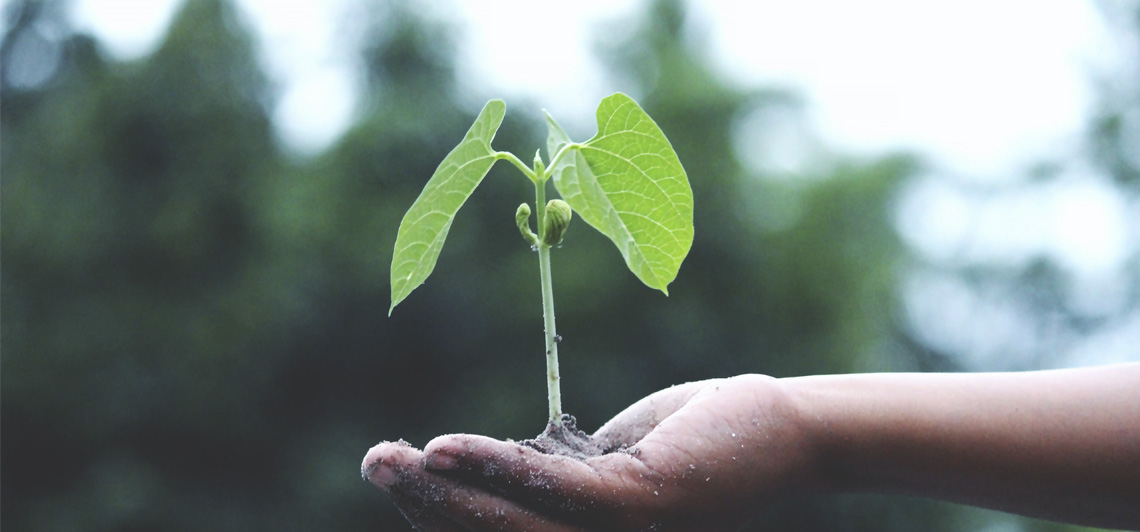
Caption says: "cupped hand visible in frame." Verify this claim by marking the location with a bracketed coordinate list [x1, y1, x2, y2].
[362, 374, 821, 531]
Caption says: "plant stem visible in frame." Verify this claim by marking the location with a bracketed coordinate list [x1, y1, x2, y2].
[534, 180, 563, 428]
[495, 151, 535, 180]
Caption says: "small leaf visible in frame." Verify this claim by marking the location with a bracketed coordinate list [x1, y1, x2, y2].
[390, 100, 506, 314]
[541, 199, 573, 246]
[550, 93, 693, 294]
[515, 202, 538, 246]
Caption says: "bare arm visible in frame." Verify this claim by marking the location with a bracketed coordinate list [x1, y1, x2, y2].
[363, 364, 1140, 531]
[790, 364, 1140, 529]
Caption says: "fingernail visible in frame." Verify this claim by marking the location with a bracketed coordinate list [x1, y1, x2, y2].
[425, 451, 458, 471]
[363, 459, 398, 489]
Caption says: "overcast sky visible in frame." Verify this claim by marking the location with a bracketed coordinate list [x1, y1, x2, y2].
[30, 0, 1116, 178]
[10, 0, 1133, 273]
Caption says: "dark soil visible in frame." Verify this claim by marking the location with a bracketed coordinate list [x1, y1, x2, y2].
[518, 414, 624, 460]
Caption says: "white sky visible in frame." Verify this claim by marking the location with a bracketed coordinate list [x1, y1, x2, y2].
[45, 0, 1115, 176]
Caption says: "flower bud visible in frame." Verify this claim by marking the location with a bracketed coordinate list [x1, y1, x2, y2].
[541, 199, 572, 246]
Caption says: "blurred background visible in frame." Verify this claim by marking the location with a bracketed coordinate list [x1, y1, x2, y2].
[2, 0, 1137, 530]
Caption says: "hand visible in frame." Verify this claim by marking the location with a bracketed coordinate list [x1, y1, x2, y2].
[362, 375, 821, 531]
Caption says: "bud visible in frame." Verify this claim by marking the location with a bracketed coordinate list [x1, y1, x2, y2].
[516, 203, 538, 246]
[541, 199, 573, 246]
[532, 150, 546, 177]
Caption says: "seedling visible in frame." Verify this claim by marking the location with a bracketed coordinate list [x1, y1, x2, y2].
[389, 93, 693, 433]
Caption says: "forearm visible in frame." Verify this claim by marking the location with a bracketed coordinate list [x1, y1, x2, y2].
[785, 364, 1140, 529]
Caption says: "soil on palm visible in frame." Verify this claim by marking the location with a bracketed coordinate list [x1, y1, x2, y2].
[519, 414, 620, 460]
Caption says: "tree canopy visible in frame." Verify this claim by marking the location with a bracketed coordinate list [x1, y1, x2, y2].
[2, 0, 1135, 530]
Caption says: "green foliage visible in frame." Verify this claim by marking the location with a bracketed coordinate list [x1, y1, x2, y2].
[389, 99, 506, 313]
[389, 92, 693, 312]
[515, 202, 539, 245]
[548, 93, 694, 293]
[387, 92, 693, 426]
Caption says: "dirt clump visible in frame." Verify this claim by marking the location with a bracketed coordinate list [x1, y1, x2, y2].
[518, 414, 624, 460]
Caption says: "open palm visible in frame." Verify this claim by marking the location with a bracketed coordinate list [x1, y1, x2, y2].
[363, 375, 815, 531]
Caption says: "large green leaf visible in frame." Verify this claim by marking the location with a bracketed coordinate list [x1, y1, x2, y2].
[550, 93, 693, 294]
[389, 99, 506, 314]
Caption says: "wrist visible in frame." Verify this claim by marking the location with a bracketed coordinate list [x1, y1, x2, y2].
[713, 374, 834, 500]
[779, 375, 861, 496]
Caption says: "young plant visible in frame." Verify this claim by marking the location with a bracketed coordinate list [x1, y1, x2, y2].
[389, 93, 693, 431]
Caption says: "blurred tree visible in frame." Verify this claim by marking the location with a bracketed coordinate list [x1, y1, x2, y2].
[3, 0, 1130, 531]
[1090, 1, 1140, 188]
[0, 0, 932, 529]
[894, 0, 1139, 374]
[2, 0, 297, 529]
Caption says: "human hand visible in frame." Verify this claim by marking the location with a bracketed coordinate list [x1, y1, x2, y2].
[362, 374, 822, 531]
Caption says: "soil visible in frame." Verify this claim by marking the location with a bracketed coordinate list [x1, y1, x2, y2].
[517, 414, 624, 460]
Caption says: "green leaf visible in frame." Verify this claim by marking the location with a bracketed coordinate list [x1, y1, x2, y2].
[550, 93, 693, 294]
[389, 99, 506, 314]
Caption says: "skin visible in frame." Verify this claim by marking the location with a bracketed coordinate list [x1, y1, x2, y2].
[362, 364, 1140, 531]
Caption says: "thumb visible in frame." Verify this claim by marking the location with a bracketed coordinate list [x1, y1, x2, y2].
[593, 380, 714, 448]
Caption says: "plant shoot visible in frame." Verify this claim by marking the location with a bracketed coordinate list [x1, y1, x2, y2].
[389, 93, 693, 429]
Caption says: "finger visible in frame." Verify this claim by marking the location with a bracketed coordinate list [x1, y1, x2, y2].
[594, 380, 713, 448]
[364, 440, 586, 532]
[362, 441, 467, 531]
[423, 434, 657, 525]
